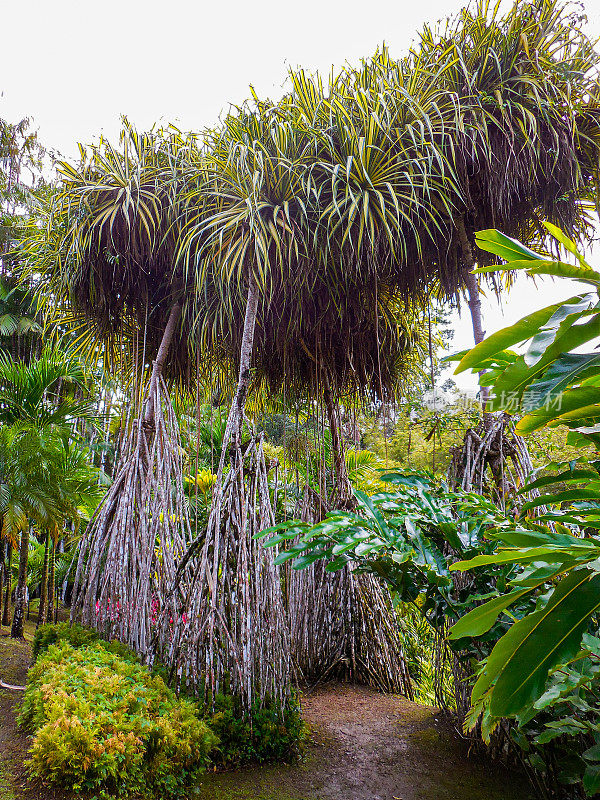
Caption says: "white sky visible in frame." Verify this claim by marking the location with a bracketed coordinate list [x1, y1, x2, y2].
[2, 0, 600, 390]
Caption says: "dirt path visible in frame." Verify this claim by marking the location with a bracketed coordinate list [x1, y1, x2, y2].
[0, 622, 70, 800]
[195, 684, 535, 800]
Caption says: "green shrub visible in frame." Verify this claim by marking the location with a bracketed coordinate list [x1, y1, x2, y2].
[32, 622, 98, 659]
[30, 625, 306, 778]
[19, 642, 217, 798]
[32, 622, 138, 663]
[207, 691, 306, 767]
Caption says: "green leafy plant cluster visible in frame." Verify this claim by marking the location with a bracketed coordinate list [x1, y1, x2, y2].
[18, 642, 217, 798]
[24, 623, 306, 791]
[258, 470, 519, 707]
[444, 225, 600, 796]
[32, 621, 138, 662]
[207, 691, 306, 767]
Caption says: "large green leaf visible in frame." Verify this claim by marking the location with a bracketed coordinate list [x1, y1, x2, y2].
[523, 467, 600, 491]
[525, 354, 600, 410]
[449, 587, 533, 639]
[475, 228, 600, 285]
[526, 262, 600, 286]
[474, 229, 545, 263]
[517, 386, 600, 434]
[454, 299, 577, 374]
[473, 569, 600, 717]
[524, 296, 599, 367]
[520, 487, 600, 513]
[490, 315, 600, 410]
[451, 546, 582, 570]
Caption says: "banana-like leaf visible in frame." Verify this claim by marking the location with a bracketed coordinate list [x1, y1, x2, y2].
[517, 387, 600, 434]
[491, 316, 600, 411]
[475, 229, 600, 285]
[526, 262, 600, 286]
[522, 467, 600, 492]
[525, 354, 600, 410]
[472, 570, 600, 717]
[474, 229, 545, 263]
[449, 587, 533, 639]
[451, 546, 586, 570]
[524, 296, 599, 367]
[453, 299, 574, 374]
[520, 487, 600, 513]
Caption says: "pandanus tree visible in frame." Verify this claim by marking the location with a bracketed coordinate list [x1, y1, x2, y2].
[413, 0, 600, 495]
[238, 0, 600, 682]
[25, 125, 211, 657]
[233, 75, 456, 688]
[162, 98, 437, 697]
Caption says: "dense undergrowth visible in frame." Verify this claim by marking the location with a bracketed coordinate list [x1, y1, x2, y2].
[19, 624, 305, 798]
[263, 226, 600, 798]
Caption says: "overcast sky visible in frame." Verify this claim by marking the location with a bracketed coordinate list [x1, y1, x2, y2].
[2, 0, 600, 390]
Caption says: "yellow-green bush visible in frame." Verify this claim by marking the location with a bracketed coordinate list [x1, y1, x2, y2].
[18, 642, 217, 798]
[32, 621, 138, 662]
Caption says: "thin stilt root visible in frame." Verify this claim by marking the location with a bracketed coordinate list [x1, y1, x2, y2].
[288, 486, 413, 698]
[162, 432, 292, 712]
[72, 376, 190, 659]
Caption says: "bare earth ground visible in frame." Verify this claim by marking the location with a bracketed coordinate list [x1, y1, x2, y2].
[0, 619, 72, 800]
[0, 623, 534, 800]
[195, 683, 534, 800]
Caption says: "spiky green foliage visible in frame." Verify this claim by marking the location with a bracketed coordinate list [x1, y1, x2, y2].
[23, 1, 600, 406]
[0, 347, 93, 434]
[0, 279, 41, 340]
[176, 81, 439, 399]
[23, 123, 200, 383]
[417, 0, 600, 250]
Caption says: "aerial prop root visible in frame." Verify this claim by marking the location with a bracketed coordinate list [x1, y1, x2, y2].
[71, 374, 191, 660]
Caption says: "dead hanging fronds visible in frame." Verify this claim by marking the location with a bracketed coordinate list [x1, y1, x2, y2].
[71, 374, 191, 657]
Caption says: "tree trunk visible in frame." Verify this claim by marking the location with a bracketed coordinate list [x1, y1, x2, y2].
[48, 536, 56, 624]
[2, 543, 11, 627]
[455, 214, 512, 497]
[163, 269, 294, 713]
[456, 215, 489, 405]
[100, 393, 113, 475]
[323, 385, 354, 509]
[215, 273, 260, 475]
[143, 302, 182, 429]
[11, 526, 30, 638]
[37, 531, 50, 627]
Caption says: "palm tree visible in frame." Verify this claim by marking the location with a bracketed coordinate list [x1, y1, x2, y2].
[0, 348, 98, 637]
[0, 424, 59, 637]
[0, 279, 42, 360]
[37, 441, 104, 627]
